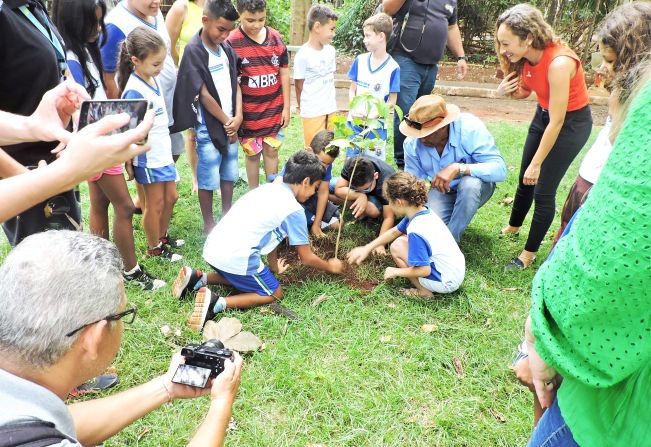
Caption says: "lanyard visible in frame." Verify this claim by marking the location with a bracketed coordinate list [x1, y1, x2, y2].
[18, 4, 67, 74]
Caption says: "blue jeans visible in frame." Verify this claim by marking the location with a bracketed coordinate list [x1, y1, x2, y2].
[392, 55, 438, 168]
[527, 399, 579, 447]
[427, 176, 495, 242]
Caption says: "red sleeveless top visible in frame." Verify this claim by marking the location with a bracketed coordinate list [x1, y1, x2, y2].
[521, 43, 590, 111]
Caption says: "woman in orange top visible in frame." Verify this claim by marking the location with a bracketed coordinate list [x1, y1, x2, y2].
[495, 4, 592, 270]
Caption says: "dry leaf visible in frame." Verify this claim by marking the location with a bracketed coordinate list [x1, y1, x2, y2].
[386, 302, 397, 309]
[160, 325, 172, 336]
[137, 427, 150, 440]
[453, 358, 464, 378]
[174, 327, 182, 337]
[488, 407, 507, 423]
[282, 320, 289, 336]
[203, 317, 242, 342]
[421, 324, 438, 333]
[311, 294, 330, 307]
[380, 335, 391, 343]
[501, 287, 518, 292]
[223, 331, 262, 352]
[259, 307, 274, 315]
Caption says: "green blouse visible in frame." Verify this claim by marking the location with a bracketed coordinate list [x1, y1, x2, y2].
[531, 78, 651, 446]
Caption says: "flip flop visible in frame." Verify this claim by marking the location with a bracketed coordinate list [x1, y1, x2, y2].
[268, 301, 300, 321]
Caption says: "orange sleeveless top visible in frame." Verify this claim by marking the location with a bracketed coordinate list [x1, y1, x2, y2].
[521, 43, 590, 111]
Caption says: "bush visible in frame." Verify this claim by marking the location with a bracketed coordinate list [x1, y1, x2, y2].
[266, 0, 291, 42]
[333, 0, 378, 53]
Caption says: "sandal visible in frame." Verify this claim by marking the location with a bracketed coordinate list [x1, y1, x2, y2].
[504, 256, 535, 271]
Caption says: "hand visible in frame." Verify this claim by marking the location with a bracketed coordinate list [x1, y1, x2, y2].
[210, 352, 243, 403]
[523, 163, 541, 185]
[497, 71, 519, 97]
[191, 176, 199, 193]
[125, 161, 135, 181]
[327, 257, 345, 274]
[524, 316, 558, 408]
[224, 115, 242, 135]
[457, 59, 468, 80]
[347, 246, 370, 265]
[350, 194, 368, 219]
[432, 163, 459, 193]
[28, 80, 91, 144]
[311, 223, 326, 238]
[511, 356, 535, 392]
[229, 133, 238, 144]
[372, 245, 387, 256]
[162, 353, 213, 401]
[384, 267, 400, 281]
[280, 107, 290, 128]
[273, 257, 290, 275]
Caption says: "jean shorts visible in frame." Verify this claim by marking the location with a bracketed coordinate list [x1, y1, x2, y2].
[194, 123, 239, 190]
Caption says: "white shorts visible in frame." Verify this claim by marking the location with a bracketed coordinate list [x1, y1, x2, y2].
[418, 276, 461, 294]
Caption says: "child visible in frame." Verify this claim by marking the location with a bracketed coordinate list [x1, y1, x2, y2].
[53, 0, 165, 290]
[117, 26, 182, 261]
[348, 172, 465, 296]
[227, 0, 290, 189]
[172, 0, 242, 235]
[333, 156, 395, 253]
[293, 5, 338, 149]
[276, 130, 341, 237]
[347, 13, 400, 161]
[172, 151, 345, 330]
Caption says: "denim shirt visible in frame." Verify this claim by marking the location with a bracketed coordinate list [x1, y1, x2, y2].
[404, 113, 507, 190]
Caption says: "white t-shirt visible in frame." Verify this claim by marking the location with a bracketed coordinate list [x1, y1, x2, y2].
[396, 209, 465, 289]
[203, 182, 309, 275]
[578, 119, 613, 184]
[122, 74, 172, 168]
[101, 1, 177, 123]
[66, 49, 107, 100]
[347, 52, 400, 124]
[197, 43, 233, 124]
[293, 43, 337, 118]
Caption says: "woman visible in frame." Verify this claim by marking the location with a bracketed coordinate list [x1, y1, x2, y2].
[495, 4, 592, 270]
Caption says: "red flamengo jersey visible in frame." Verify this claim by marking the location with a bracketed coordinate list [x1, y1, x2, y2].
[227, 26, 289, 138]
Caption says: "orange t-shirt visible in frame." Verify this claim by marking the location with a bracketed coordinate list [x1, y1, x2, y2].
[521, 43, 590, 111]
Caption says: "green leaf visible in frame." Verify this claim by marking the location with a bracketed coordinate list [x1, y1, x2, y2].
[394, 105, 404, 122]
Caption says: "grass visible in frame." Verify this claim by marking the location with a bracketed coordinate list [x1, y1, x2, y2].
[0, 116, 599, 446]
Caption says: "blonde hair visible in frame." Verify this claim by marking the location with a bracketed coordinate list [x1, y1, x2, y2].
[494, 4, 559, 76]
[383, 172, 428, 207]
[610, 58, 651, 143]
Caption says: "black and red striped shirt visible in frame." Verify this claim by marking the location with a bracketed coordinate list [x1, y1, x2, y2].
[227, 26, 289, 138]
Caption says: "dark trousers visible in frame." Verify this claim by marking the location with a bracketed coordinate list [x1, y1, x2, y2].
[509, 105, 592, 252]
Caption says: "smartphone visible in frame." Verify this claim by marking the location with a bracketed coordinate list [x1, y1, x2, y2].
[78, 99, 150, 134]
[171, 364, 212, 388]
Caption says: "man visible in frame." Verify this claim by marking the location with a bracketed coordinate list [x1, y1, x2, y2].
[402, 95, 506, 242]
[0, 231, 243, 446]
[382, 0, 468, 169]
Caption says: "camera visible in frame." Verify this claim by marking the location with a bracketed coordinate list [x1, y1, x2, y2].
[171, 339, 234, 388]
[78, 99, 149, 135]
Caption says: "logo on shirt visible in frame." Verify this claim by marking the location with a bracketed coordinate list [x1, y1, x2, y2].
[374, 83, 381, 92]
[526, 71, 532, 78]
[357, 80, 370, 89]
[444, 3, 454, 14]
[248, 74, 278, 88]
[241, 58, 250, 65]
[155, 107, 164, 117]
[271, 54, 279, 67]
[209, 63, 225, 73]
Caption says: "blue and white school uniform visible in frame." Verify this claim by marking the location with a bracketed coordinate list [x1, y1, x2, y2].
[347, 52, 400, 160]
[396, 208, 465, 293]
[66, 49, 107, 100]
[202, 182, 309, 295]
[122, 73, 176, 183]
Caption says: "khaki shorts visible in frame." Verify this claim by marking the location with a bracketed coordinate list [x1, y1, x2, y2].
[301, 114, 334, 148]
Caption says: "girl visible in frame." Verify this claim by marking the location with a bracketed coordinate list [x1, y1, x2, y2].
[495, 4, 592, 270]
[53, 0, 165, 290]
[347, 172, 465, 296]
[117, 26, 182, 262]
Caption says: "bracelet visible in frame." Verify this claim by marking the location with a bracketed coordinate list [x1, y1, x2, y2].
[159, 377, 172, 404]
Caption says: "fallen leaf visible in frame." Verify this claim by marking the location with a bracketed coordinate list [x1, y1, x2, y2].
[488, 407, 507, 423]
[311, 294, 330, 307]
[160, 325, 172, 336]
[501, 287, 518, 292]
[145, 299, 153, 306]
[259, 307, 274, 315]
[485, 319, 492, 328]
[203, 317, 242, 342]
[421, 324, 438, 333]
[387, 302, 397, 309]
[223, 331, 262, 352]
[174, 327, 182, 337]
[499, 196, 514, 207]
[137, 427, 150, 440]
[380, 335, 391, 343]
[282, 320, 289, 336]
[453, 358, 464, 378]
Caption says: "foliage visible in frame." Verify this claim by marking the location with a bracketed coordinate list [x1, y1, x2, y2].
[266, 0, 292, 43]
[332, 0, 379, 53]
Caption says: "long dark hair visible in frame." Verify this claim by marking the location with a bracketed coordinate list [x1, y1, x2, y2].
[52, 0, 107, 98]
[116, 26, 166, 95]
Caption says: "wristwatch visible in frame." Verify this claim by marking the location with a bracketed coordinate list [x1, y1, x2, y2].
[457, 55, 468, 61]
[458, 163, 467, 176]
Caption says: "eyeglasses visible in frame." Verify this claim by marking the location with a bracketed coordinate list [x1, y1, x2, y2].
[351, 180, 375, 193]
[65, 305, 138, 337]
[403, 114, 444, 130]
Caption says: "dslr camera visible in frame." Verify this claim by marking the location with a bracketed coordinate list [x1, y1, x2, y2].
[172, 339, 234, 388]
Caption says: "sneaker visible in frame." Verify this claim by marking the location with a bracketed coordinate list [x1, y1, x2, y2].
[187, 287, 218, 331]
[69, 373, 118, 398]
[147, 244, 183, 262]
[160, 233, 185, 248]
[172, 266, 205, 299]
[511, 341, 528, 368]
[124, 267, 166, 291]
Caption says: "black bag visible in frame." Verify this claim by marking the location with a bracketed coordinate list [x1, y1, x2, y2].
[0, 420, 75, 447]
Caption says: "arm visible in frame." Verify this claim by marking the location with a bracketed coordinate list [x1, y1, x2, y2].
[378, 205, 395, 236]
[310, 181, 330, 237]
[224, 84, 243, 141]
[296, 243, 343, 273]
[349, 81, 357, 104]
[279, 66, 291, 127]
[348, 226, 402, 265]
[388, 265, 431, 279]
[459, 118, 507, 183]
[387, 92, 397, 110]
[0, 149, 27, 178]
[200, 84, 230, 125]
[333, 176, 365, 202]
[382, 0, 407, 16]
[446, 24, 467, 80]
[294, 79, 304, 110]
[165, 1, 188, 67]
[496, 72, 531, 100]
[404, 140, 430, 180]
[103, 72, 120, 99]
[523, 57, 573, 186]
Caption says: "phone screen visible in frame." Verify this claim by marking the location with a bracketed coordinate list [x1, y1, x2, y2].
[172, 364, 211, 388]
[78, 99, 149, 134]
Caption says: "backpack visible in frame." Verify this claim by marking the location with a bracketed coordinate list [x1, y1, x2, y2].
[0, 420, 75, 447]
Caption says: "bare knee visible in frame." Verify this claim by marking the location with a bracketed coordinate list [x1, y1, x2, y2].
[365, 203, 381, 218]
[390, 235, 408, 258]
[271, 285, 283, 300]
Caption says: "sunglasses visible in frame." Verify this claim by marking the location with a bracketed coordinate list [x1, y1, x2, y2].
[66, 305, 138, 337]
[403, 114, 445, 130]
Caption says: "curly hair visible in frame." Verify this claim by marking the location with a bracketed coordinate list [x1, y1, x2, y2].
[596, 2, 651, 102]
[494, 4, 559, 76]
[383, 172, 428, 207]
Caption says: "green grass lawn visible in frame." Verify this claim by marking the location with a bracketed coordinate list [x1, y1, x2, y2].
[0, 117, 598, 446]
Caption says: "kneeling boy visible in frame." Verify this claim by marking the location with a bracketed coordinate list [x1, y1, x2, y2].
[174, 151, 344, 330]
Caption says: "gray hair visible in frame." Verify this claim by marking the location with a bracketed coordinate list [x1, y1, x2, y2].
[0, 231, 123, 368]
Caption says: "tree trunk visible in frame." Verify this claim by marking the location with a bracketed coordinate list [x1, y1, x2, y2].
[290, 0, 311, 46]
[547, 0, 559, 26]
[582, 0, 603, 63]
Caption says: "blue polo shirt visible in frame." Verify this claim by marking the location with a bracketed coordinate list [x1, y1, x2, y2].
[404, 113, 506, 190]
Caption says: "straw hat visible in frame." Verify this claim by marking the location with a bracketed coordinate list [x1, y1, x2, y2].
[399, 94, 460, 139]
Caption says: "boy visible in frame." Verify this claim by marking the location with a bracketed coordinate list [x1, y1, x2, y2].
[276, 130, 341, 237]
[347, 13, 400, 161]
[293, 5, 338, 148]
[172, 0, 243, 235]
[227, 0, 291, 189]
[333, 156, 395, 254]
[173, 151, 345, 330]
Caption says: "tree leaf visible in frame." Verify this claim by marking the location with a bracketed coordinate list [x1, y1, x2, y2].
[202, 317, 242, 343]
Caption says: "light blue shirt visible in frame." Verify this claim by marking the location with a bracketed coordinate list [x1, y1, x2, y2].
[404, 113, 506, 190]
